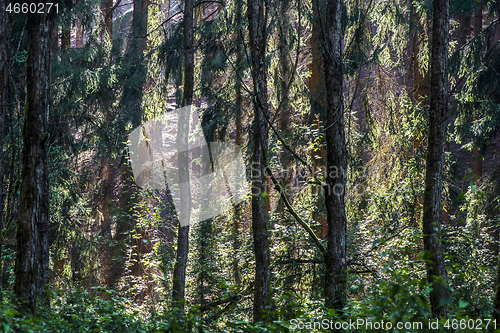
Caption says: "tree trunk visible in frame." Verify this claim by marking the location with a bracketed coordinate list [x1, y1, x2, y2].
[321, 0, 347, 311]
[248, 0, 270, 322]
[61, 27, 70, 51]
[100, 0, 114, 39]
[493, 246, 500, 327]
[75, 18, 84, 48]
[277, 0, 293, 214]
[473, 1, 483, 182]
[309, 1, 327, 238]
[0, 0, 12, 290]
[97, 0, 114, 286]
[422, 0, 450, 318]
[411, 7, 430, 155]
[492, 6, 500, 328]
[112, 0, 150, 288]
[14, 7, 52, 314]
[232, 1, 244, 286]
[171, 0, 194, 312]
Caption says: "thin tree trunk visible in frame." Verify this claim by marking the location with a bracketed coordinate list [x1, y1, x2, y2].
[0, 0, 12, 289]
[96, 0, 113, 285]
[278, 5, 294, 310]
[473, 1, 483, 182]
[14, 7, 52, 314]
[309, 1, 327, 238]
[232, 2, 244, 285]
[277, 0, 293, 213]
[322, 0, 347, 311]
[492, 6, 500, 327]
[248, 0, 270, 322]
[171, 0, 194, 311]
[493, 238, 500, 328]
[423, 0, 450, 318]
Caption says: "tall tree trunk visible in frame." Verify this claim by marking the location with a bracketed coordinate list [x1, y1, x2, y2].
[473, 1, 483, 182]
[248, 0, 270, 322]
[96, 0, 114, 287]
[14, 7, 52, 314]
[171, 0, 194, 312]
[232, 1, 244, 285]
[492, 5, 500, 327]
[423, 0, 450, 318]
[321, 0, 347, 311]
[278, 6, 294, 309]
[112, 0, 150, 288]
[309, 1, 327, 238]
[0, 0, 12, 289]
[277, 0, 293, 213]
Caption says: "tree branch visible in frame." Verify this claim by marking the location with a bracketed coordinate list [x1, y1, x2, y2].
[106, 0, 123, 18]
[262, 157, 326, 254]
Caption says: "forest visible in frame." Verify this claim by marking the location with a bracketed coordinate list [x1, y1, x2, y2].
[0, 0, 500, 331]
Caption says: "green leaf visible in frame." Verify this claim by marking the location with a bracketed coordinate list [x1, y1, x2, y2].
[459, 300, 469, 309]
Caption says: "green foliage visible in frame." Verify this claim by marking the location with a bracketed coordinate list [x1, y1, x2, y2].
[3, 0, 500, 329]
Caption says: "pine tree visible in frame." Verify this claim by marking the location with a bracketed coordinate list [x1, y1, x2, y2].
[0, 0, 11, 283]
[321, 0, 348, 311]
[248, 0, 271, 321]
[423, 0, 450, 318]
[172, 0, 194, 312]
[14, 6, 53, 314]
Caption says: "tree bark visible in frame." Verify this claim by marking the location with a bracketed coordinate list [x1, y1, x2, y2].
[232, 0, 244, 286]
[171, 0, 194, 312]
[100, 0, 114, 39]
[309, 0, 327, 238]
[473, 1, 483, 182]
[321, 0, 347, 311]
[61, 27, 70, 51]
[14, 6, 52, 314]
[411, 7, 430, 155]
[492, 5, 500, 329]
[248, 0, 270, 322]
[493, 247, 500, 327]
[112, 0, 150, 288]
[0, 0, 12, 291]
[75, 18, 84, 48]
[277, 0, 293, 214]
[422, 0, 450, 318]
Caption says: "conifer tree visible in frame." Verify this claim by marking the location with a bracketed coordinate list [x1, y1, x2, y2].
[0, 0, 11, 280]
[172, 0, 194, 312]
[423, 0, 450, 318]
[14, 5, 53, 313]
[248, 0, 271, 321]
[321, 0, 347, 311]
